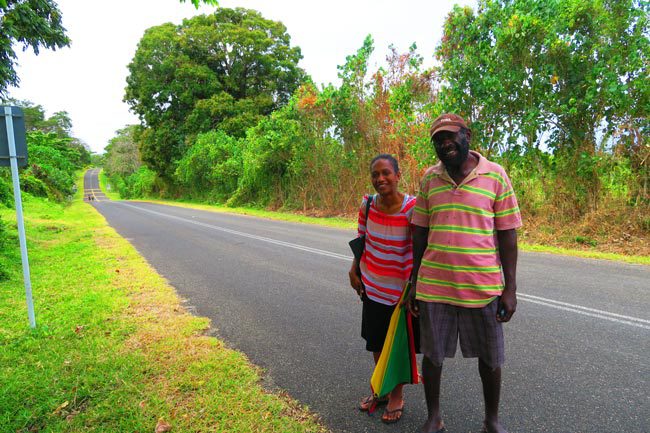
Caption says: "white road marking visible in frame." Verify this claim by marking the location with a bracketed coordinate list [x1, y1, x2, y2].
[518, 294, 650, 330]
[115, 201, 650, 330]
[117, 202, 351, 261]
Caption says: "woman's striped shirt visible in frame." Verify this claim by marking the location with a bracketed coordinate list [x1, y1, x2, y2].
[358, 194, 416, 306]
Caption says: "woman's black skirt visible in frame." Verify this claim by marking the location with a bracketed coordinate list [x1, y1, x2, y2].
[361, 294, 420, 353]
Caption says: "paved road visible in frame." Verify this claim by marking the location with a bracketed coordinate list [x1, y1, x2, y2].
[84, 170, 649, 433]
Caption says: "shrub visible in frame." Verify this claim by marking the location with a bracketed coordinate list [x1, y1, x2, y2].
[175, 130, 242, 201]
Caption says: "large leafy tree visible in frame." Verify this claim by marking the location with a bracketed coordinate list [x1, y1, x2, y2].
[437, 0, 649, 211]
[124, 7, 305, 179]
[0, 0, 70, 96]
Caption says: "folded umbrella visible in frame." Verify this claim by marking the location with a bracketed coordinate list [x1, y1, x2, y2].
[369, 282, 419, 410]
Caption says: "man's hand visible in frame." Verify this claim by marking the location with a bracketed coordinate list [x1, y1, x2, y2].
[348, 263, 364, 298]
[401, 281, 420, 317]
[497, 288, 517, 322]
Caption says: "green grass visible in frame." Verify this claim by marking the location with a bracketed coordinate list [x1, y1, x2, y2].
[127, 198, 648, 266]
[0, 178, 327, 432]
[519, 242, 650, 265]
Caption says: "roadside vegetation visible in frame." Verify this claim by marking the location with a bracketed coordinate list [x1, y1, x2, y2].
[0, 78, 324, 432]
[0, 101, 91, 282]
[120, 197, 648, 266]
[100, 1, 648, 258]
[0, 178, 327, 432]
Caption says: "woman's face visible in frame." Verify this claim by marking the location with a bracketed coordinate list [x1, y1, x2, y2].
[371, 158, 400, 196]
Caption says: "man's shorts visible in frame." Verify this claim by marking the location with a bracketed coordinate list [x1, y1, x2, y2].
[419, 298, 504, 369]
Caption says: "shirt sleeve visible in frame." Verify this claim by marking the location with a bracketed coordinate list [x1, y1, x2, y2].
[411, 174, 431, 228]
[493, 168, 523, 231]
[357, 195, 369, 237]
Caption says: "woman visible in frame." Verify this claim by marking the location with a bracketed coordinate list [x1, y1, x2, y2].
[348, 154, 416, 424]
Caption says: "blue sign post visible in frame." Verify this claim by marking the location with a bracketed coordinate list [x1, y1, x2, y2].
[1, 106, 35, 328]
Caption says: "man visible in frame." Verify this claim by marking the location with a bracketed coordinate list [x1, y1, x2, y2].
[405, 113, 521, 433]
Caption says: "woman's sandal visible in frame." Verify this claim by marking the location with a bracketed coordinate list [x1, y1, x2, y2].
[358, 395, 388, 413]
[381, 406, 404, 424]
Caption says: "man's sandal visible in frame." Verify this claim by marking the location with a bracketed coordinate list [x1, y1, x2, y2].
[358, 395, 388, 413]
[381, 406, 404, 424]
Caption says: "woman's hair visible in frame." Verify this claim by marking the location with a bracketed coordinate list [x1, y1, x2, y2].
[370, 153, 399, 174]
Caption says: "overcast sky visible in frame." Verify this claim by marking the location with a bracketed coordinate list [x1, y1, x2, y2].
[7, 0, 475, 154]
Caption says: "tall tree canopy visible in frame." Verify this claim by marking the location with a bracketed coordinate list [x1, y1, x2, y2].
[0, 0, 70, 96]
[124, 7, 305, 179]
[437, 0, 649, 210]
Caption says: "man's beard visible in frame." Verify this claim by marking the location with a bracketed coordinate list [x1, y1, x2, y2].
[438, 134, 470, 168]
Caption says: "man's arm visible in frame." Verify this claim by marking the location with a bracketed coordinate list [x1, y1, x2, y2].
[403, 225, 429, 316]
[496, 228, 518, 322]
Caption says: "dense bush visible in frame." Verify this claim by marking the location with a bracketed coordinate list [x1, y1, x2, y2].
[19, 131, 80, 201]
[108, 166, 158, 199]
[175, 130, 242, 201]
[0, 176, 12, 208]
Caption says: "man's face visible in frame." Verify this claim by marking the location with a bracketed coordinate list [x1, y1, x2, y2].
[432, 129, 470, 168]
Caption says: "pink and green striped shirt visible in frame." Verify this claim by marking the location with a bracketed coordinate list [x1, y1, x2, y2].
[411, 151, 522, 308]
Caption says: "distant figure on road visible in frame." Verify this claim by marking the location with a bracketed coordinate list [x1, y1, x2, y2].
[404, 113, 522, 433]
[348, 154, 417, 424]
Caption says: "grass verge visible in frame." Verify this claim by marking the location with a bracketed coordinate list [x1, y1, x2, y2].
[0, 179, 327, 432]
[128, 198, 649, 266]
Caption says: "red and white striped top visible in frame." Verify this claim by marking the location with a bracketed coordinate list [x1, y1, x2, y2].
[358, 194, 416, 306]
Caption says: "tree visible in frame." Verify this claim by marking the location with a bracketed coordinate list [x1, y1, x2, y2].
[437, 0, 649, 213]
[103, 125, 142, 179]
[0, 0, 70, 96]
[124, 7, 305, 179]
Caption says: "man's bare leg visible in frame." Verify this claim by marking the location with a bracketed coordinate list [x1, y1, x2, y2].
[478, 358, 507, 433]
[421, 356, 444, 432]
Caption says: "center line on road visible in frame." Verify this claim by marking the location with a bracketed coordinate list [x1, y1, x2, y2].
[518, 294, 650, 330]
[117, 202, 352, 261]
[115, 201, 650, 330]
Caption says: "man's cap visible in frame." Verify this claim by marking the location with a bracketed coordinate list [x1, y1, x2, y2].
[430, 113, 469, 139]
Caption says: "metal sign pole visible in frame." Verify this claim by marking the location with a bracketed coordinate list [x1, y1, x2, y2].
[4, 106, 35, 328]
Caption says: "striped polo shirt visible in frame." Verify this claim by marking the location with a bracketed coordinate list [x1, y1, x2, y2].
[358, 194, 416, 306]
[411, 151, 522, 308]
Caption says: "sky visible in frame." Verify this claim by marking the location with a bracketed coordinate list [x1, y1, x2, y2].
[7, 0, 476, 154]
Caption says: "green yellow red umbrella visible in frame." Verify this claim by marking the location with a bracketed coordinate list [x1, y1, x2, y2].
[369, 282, 419, 409]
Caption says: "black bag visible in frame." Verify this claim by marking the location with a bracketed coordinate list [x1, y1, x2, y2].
[348, 195, 374, 273]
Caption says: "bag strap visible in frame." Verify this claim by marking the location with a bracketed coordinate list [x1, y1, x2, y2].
[364, 194, 374, 229]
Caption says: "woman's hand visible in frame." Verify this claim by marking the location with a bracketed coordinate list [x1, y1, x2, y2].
[349, 263, 364, 298]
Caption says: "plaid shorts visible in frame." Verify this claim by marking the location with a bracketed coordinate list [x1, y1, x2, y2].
[419, 298, 504, 369]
